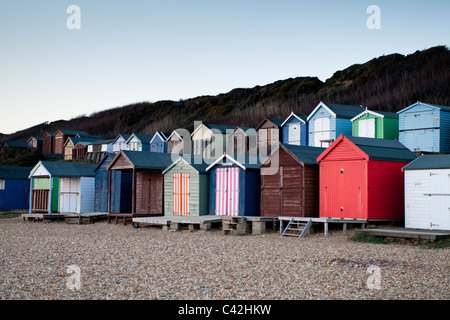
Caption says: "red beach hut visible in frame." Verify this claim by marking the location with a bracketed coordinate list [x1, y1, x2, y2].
[317, 135, 416, 220]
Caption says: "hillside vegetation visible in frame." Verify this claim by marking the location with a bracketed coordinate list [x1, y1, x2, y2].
[2, 46, 449, 143]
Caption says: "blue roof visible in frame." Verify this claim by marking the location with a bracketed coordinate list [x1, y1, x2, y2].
[109, 151, 176, 170]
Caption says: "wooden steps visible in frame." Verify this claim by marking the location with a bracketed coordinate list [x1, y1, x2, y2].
[281, 218, 312, 238]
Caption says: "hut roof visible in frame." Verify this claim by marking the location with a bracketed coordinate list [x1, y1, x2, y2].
[206, 153, 265, 171]
[108, 151, 175, 171]
[2, 141, 28, 149]
[281, 144, 326, 165]
[317, 135, 417, 163]
[402, 154, 450, 170]
[30, 161, 97, 178]
[0, 166, 33, 180]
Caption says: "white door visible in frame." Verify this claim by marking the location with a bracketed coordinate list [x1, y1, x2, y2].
[60, 178, 79, 213]
[429, 170, 450, 230]
[358, 119, 375, 138]
[288, 123, 301, 145]
[314, 118, 331, 147]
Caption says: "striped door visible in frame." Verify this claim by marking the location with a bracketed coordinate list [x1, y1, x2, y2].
[215, 167, 240, 216]
[173, 173, 190, 216]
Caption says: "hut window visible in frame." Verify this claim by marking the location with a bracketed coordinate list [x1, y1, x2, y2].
[0, 180, 4, 190]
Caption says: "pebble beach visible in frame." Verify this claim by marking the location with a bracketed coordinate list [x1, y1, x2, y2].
[0, 217, 448, 300]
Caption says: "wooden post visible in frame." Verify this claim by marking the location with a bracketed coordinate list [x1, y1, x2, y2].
[324, 221, 328, 236]
[108, 170, 112, 214]
[48, 176, 53, 215]
[29, 177, 33, 214]
[132, 168, 136, 214]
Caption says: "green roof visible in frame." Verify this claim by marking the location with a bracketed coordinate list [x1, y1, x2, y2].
[0, 166, 33, 180]
[204, 124, 236, 134]
[403, 154, 450, 170]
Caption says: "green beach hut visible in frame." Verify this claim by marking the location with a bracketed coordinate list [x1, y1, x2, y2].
[351, 108, 399, 140]
[162, 155, 210, 217]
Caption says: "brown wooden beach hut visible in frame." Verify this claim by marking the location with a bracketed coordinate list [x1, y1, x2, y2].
[106, 150, 176, 225]
[259, 144, 325, 218]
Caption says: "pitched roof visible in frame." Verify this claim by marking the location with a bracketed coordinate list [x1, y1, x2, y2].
[351, 109, 399, 122]
[163, 155, 211, 174]
[281, 112, 308, 127]
[28, 137, 43, 142]
[67, 137, 100, 146]
[57, 130, 90, 137]
[323, 103, 366, 119]
[2, 141, 29, 148]
[0, 166, 33, 180]
[206, 153, 265, 171]
[128, 134, 154, 144]
[204, 124, 236, 134]
[31, 161, 97, 178]
[113, 134, 132, 143]
[90, 139, 114, 145]
[346, 136, 417, 162]
[307, 101, 365, 121]
[402, 154, 450, 170]
[281, 144, 326, 165]
[397, 101, 450, 114]
[255, 118, 285, 130]
[109, 151, 176, 170]
[94, 152, 117, 172]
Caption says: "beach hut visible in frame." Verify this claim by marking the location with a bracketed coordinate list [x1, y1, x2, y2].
[206, 153, 262, 217]
[226, 126, 257, 156]
[126, 134, 154, 152]
[351, 109, 399, 140]
[281, 112, 309, 146]
[72, 141, 92, 160]
[27, 137, 43, 150]
[0, 166, 32, 211]
[87, 139, 114, 154]
[317, 135, 417, 220]
[42, 132, 54, 154]
[107, 151, 175, 223]
[397, 101, 450, 153]
[191, 122, 235, 158]
[256, 118, 284, 156]
[150, 131, 170, 153]
[259, 144, 325, 218]
[112, 134, 131, 154]
[94, 153, 132, 213]
[167, 130, 186, 154]
[53, 130, 96, 155]
[162, 155, 210, 217]
[28, 161, 97, 214]
[307, 102, 365, 147]
[402, 154, 450, 230]
[64, 137, 99, 160]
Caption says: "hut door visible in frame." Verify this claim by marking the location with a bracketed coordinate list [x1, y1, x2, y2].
[173, 173, 190, 216]
[215, 167, 240, 216]
[288, 123, 301, 145]
[60, 178, 78, 213]
[429, 170, 450, 230]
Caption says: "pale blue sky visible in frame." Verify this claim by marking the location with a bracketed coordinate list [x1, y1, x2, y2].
[0, 0, 449, 134]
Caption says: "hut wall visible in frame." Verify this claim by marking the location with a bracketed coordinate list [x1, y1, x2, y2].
[42, 135, 53, 154]
[32, 177, 59, 212]
[135, 170, 163, 215]
[0, 179, 29, 211]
